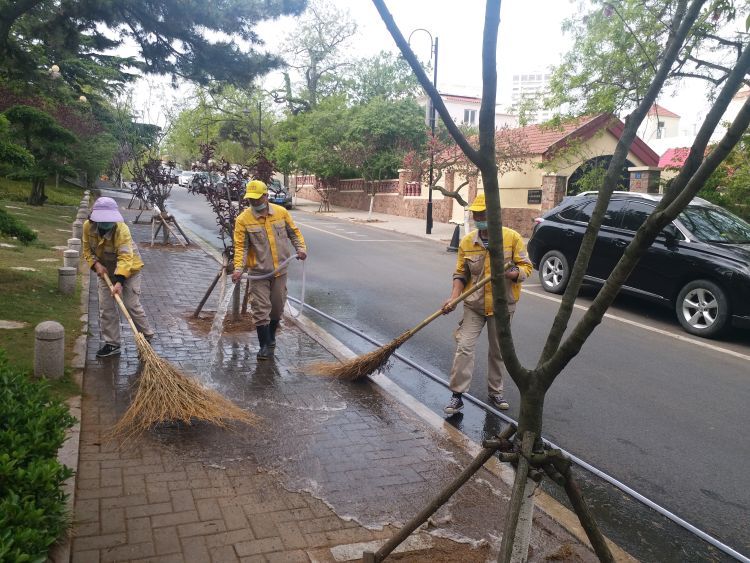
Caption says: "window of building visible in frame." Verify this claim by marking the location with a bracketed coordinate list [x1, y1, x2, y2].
[656, 120, 665, 139]
[463, 109, 477, 124]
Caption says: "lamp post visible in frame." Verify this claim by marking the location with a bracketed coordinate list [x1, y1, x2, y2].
[408, 29, 438, 234]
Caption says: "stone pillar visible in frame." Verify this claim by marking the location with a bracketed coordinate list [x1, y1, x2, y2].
[72, 219, 83, 239]
[628, 166, 661, 194]
[541, 175, 567, 212]
[63, 249, 79, 269]
[67, 237, 81, 254]
[58, 267, 76, 295]
[35, 321, 65, 379]
[76, 207, 89, 220]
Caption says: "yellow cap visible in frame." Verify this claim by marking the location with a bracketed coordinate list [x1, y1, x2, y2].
[243, 179, 268, 200]
[467, 193, 486, 211]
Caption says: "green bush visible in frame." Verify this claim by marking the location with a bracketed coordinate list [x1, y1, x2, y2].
[0, 208, 37, 243]
[0, 351, 76, 562]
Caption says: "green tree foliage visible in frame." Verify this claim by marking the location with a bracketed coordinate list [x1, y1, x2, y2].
[343, 97, 426, 181]
[3, 105, 77, 205]
[275, 0, 357, 113]
[0, 208, 36, 243]
[0, 115, 33, 173]
[346, 51, 420, 105]
[548, 0, 749, 116]
[699, 131, 750, 219]
[0, 0, 307, 96]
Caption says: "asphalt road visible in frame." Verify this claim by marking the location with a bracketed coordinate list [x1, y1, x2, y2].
[163, 188, 750, 561]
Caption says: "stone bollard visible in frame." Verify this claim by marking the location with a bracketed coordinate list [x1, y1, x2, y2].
[76, 207, 89, 220]
[67, 237, 81, 254]
[35, 321, 65, 380]
[58, 266, 76, 295]
[63, 249, 79, 269]
[72, 219, 83, 239]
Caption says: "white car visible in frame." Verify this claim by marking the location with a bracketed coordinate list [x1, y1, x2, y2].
[178, 171, 196, 187]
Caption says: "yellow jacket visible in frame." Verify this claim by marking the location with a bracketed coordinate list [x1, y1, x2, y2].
[233, 204, 306, 276]
[453, 227, 532, 315]
[82, 221, 144, 281]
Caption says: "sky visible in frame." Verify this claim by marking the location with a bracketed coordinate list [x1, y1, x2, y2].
[131, 0, 718, 133]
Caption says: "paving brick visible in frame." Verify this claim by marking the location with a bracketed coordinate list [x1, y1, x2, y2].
[153, 525, 182, 555]
[100, 507, 125, 534]
[181, 536, 211, 563]
[170, 489, 197, 512]
[178, 519, 227, 538]
[197, 497, 224, 521]
[278, 520, 308, 550]
[220, 503, 250, 530]
[247, 513, 279, 539]
[126, 501, 174, 519]
[234, 537, 284, 557]
[209, 545, 240, 563]
[151, 510, 200, 528]
[73, 532, 127, 551]
[101, 541, 155, 562]
[71, 548, 101, 563]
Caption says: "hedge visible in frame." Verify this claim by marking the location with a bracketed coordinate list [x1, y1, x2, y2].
[0, 351, 76, 562]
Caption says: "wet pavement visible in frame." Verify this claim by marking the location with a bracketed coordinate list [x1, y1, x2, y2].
[70, 202, 601, 562]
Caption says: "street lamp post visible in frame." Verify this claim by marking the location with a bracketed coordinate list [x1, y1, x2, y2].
[408, 29, 438, 235]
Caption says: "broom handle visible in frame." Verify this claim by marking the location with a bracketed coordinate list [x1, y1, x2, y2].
[405, 276, 492, 338]
[102, 273, 140, 335]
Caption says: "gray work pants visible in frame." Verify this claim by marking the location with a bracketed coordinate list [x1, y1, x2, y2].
[97, 270, 153, 345]
[447, 306, 513, 395]
[249, 273, 287, 327]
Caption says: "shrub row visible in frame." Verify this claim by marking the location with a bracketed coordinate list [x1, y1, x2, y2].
[0, 207, 37, 243]
[0, 351, 75, 562]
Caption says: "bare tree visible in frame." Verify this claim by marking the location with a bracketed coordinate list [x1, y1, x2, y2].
[371, 0, 750, 560]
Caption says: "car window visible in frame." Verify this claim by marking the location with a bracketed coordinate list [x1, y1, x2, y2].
[602, 199, 627, 228]
[679, 205, 750, 243]
[558, 201, 595, 223]
[621, 201, 654, 232]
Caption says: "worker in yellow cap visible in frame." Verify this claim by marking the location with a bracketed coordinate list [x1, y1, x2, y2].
[440, 192, 532, 415]
[232, 179, 307, 360]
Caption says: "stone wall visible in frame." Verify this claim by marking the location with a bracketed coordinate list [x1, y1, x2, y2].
[502, 208, 539, 238]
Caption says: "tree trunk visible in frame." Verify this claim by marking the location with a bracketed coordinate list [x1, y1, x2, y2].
[28, 178, 46, 206]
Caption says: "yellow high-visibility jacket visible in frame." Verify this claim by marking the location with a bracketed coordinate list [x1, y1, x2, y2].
[453, 227, 533, 315]
[82, 221, 144, 282]
[233, 204, 306, 276]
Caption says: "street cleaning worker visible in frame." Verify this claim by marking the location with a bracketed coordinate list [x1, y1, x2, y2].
[82, 196, 154, 358]
[441, 192, 532, 415]
[231, 179, 307, 360]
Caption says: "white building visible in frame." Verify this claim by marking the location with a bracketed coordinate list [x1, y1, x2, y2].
[637, 103, 681, 143]
[417, 93, 518, 129]
[509, 71, 553, 123]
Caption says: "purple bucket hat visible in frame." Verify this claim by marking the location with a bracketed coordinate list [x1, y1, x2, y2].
[90, 197, 124, 223]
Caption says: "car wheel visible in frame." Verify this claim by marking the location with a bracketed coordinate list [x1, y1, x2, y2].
[539, 250, 570, 294]
[675, 280, 729, 337]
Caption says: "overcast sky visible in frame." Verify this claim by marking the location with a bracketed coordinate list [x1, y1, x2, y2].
[133, 0, 722, 131]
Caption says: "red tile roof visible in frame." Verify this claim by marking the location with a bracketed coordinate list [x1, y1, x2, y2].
[658, 147, 691, 169]
[507, 114, 660, 166]
[647, 103, 680, 118]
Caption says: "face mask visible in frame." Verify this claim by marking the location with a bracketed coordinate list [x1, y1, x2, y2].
[251, 201, 267, 212]
[97, 222, 115, 233]
[475, 220, 488, 231]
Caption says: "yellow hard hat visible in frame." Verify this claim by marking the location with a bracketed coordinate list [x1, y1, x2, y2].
[243, 179, 268, 200]
[467, 193, 486, 211]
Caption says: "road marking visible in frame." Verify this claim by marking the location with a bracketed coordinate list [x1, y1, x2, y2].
[524, 288, 750, 362]
[296, 221, 425, 242]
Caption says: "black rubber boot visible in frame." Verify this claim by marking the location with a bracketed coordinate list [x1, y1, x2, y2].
[268, 319, 279, 349]
[256, 325, 273, 360]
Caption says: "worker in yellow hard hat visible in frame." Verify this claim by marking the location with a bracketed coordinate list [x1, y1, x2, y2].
[440, 192, 532, 415]
[232, 179, 307, 360]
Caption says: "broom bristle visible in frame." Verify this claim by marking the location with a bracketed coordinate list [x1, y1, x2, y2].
[309, 331, 411, 380]
[109, 333, 259, 442]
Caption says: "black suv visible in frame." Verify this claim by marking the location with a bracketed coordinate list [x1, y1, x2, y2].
[527, 192, 750, 338]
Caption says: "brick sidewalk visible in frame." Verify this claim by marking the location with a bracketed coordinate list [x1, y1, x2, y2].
[70, 205, 595, 562]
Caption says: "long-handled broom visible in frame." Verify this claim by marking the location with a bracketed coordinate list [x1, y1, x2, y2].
[310, 276, 491, 381]
[102, 273, 258, 441]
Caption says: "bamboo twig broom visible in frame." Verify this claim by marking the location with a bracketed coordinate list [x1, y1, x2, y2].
[103, 273, 258, 441]
[310, 276, 491, 381]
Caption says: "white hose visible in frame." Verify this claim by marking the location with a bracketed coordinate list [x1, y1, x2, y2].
[234, 254, 307, 318]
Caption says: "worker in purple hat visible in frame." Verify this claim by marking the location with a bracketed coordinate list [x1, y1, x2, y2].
[82, 197, 154, 357]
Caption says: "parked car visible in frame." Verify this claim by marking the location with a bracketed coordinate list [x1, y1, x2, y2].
[527, 191, 750, 337]
[189, 172, 224, 193]
[267, 179, 293, 209]
[178, 171, 196, 187]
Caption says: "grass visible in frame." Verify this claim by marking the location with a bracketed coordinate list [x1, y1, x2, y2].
[0, 197, 82, 398]
[0, 175, 85, 206]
